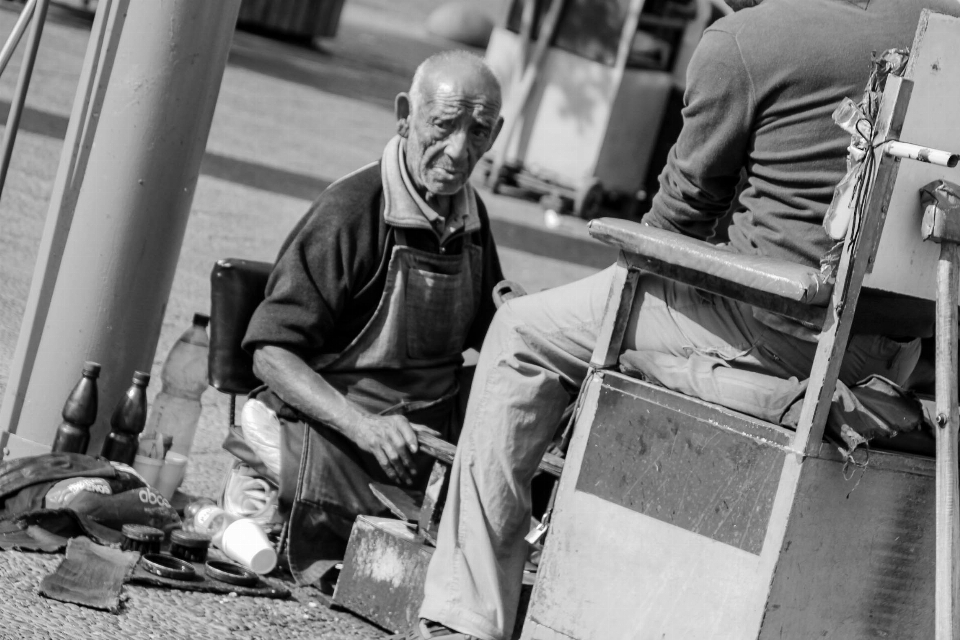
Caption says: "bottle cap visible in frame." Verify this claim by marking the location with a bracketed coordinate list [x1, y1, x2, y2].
[133, 371, 151, 385]
[192, 313, 210, 328]
[82, 361, 101, 377]
[220, 519, 277, 574]
[121, 524, 164, 542]
[170, 529, 211, 549]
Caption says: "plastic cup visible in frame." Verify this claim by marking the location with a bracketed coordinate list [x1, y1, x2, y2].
[220, 518, 277, 574]
[155, 452, 188, 500]
[132, 454, 163, 487]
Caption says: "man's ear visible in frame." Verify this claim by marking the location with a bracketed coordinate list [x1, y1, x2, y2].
[395, 93, 412, 137]
[487, 115, 505, 150]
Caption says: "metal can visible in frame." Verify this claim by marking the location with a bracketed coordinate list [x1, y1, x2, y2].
[169, 529, 211, 563]
[120, 524, 164, 555]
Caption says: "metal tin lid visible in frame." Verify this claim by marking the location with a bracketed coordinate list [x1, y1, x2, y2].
[121, 524, 163, 542]
[140, 554, 197, 581]
[132, 371, 151, 385]
[170, 530, 211, 548]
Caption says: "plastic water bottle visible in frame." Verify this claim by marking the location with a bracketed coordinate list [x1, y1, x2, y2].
[101, 371, 151, 466]
[183, 498, 277, 574]
[51, 361, 101, 454]
[144, 313, 210, 460]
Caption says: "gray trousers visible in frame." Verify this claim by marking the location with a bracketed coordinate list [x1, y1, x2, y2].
[420, 265, 919, 640]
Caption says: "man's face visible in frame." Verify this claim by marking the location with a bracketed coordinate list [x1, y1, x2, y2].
[400, 75, 502, 198]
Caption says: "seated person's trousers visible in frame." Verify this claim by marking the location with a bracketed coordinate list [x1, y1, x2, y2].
[419, 265, 920, 640]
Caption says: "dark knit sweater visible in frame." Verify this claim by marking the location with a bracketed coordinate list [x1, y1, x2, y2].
[642, 0, 959, 335]
[243, 162, 503, 363]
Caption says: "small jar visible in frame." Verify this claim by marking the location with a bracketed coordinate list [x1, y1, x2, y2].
[169, 530, 211, 563]
[121, 524, 163, 555]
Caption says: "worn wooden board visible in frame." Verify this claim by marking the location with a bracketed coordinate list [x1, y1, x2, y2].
[575, 381, 786, 555]
[369, 482, 421, 523]
[865, 11, 960, 300]
[523, 374, 778, 640]
[333, 516, 433, 633]
[335, 516, 535, 637]
[760, 453, 936, 639]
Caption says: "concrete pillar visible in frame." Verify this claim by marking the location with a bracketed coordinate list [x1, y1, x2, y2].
[0, 0, 241, 458]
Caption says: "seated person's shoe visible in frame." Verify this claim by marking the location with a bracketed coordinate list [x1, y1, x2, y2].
[393, 619, 481, 639]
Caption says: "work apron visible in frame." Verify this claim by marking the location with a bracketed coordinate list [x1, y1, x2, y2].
[278, 231, 482, 585]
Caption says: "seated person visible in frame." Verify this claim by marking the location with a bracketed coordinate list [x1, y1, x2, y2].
[402, 0, 960, 638]
[221, 51, 505, 585]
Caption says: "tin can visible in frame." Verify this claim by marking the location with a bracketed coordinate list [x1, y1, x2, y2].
[121, 524, 163, 555]
[169, 529, 211, 563]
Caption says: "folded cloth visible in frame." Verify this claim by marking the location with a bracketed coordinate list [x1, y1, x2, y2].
[0, 453, 117, 514]
[39, 536, 139, 613]
[0, 454, 181, 543]
[0, 509, 123, 550]
[619, 350, 926, 458]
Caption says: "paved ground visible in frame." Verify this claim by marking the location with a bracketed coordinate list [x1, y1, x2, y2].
[0, 1, 606, 638]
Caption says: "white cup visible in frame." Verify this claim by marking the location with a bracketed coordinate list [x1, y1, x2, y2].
[132, 454, 164, 487]
[220, 518, 277, 574]
[155, 452, 188, 500]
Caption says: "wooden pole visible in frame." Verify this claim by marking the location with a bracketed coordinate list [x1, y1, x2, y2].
[0, 0, 122, 454]
[935, 241, 960, 639]
[0, 0, 241, 458]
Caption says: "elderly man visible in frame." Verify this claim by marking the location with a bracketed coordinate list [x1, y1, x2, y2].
[403, 0, 960, 639]
[221, 50, 504, 585]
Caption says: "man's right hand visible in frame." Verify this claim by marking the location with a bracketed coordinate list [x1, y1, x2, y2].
[353, 414, 422, 485]
[251, 347, 439, 485]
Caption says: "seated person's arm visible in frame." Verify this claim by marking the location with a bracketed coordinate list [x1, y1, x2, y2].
[252, 344, 424, 485]
[641, 29, 753, 240]
[245, 199, 429, 485]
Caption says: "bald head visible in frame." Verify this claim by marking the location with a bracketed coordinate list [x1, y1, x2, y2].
[409, 51, 502, 114]
[395, 51, 504, 200]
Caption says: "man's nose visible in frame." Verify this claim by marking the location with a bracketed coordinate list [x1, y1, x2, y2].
[444, 129, 468, 162]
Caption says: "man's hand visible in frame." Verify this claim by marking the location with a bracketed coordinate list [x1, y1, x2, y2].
[251, 346, 442, 484]
[353, 414, 433, 485]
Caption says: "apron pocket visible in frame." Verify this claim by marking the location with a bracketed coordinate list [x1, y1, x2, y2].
[405, 267, 469, 359]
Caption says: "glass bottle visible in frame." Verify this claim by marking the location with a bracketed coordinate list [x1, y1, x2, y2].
[100, 371, 150, 466]
[51, 361, 101, 454]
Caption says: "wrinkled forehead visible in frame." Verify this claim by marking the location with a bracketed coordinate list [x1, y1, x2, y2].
[418, 72, 501, 123]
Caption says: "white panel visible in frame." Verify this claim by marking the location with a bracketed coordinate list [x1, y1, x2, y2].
[864, 12, 960, 300]
[524, 374, 770, 640]
[485, 28, 618, 187]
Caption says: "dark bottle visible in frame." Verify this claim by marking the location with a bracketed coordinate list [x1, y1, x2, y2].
[100, 371, 151, 466]
[51, 361, 101, 454]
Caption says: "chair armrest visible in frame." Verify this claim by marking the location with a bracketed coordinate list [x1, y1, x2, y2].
[588, 219, 830, 323]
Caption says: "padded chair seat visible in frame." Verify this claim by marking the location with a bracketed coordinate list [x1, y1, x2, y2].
[588, 219, 831, 307]
[209, 258, 272, 396]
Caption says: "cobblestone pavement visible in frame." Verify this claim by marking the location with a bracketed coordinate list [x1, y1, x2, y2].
[0, 0, 600, 637]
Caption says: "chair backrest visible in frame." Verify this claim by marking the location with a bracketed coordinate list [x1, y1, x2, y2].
[208, 258, 272, 396]
[864, 11, 960, 301]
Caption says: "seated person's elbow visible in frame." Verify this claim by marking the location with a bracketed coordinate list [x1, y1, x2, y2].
[251, 345, 274, 383]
